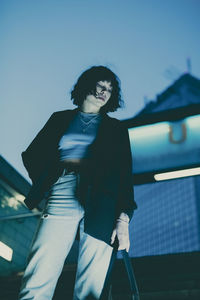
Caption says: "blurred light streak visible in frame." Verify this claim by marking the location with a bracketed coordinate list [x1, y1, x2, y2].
[154, 167, 200, 181]
[0, 241, 13, 261]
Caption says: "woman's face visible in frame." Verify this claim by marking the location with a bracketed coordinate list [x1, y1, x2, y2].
[95, 80, 113, 104]
[83, 80, 113, 111]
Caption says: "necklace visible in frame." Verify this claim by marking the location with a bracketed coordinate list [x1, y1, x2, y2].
[78, 112, 100, 132]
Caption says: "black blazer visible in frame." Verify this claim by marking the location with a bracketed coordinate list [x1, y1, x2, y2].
[22, 108, 137, 244]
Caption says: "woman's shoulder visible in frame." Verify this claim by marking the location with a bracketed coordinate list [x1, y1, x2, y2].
[52, 108, 78, 117]
[47, 108, 78, 123]
[105, 114, 125, 129]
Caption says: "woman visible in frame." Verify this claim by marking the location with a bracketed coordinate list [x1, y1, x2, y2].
[18, 65, 137, 300]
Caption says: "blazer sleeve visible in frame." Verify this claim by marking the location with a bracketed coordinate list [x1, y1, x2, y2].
[117, 124, 137, 221]
[21, 112, 57, 183]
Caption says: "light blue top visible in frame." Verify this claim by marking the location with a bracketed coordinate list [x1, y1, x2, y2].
[58, 111, 102, 161]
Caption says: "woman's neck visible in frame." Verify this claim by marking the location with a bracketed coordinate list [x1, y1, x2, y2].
[79, 104, 100, 114]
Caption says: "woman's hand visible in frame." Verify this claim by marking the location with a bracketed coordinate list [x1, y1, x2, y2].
[110, 213, 130, 252]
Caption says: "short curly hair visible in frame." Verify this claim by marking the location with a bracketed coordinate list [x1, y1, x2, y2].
[70, 65, 124, 113]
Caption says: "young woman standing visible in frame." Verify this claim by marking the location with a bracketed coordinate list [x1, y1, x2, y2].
[18, 65, 137, 299]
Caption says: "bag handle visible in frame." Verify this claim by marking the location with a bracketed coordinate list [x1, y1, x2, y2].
[121, 250, 140, 300]
[100, 248, 140, 300]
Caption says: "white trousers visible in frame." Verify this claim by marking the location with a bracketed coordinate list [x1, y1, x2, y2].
[18, 171, 113, 300]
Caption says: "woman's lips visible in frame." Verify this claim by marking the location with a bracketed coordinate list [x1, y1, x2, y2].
[97, 96, 105, 101]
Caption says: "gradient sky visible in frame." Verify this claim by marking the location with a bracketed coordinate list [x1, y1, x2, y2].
[1, 0, 200, 181]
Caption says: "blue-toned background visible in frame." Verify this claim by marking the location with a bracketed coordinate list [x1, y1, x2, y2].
[1, 0, 200, 181]
[1, 1, 200, 274]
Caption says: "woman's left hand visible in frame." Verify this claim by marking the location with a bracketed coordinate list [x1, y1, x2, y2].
[110, 219, 130, 252]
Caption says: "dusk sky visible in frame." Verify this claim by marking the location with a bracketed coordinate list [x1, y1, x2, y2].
[1, 0, 200, 181]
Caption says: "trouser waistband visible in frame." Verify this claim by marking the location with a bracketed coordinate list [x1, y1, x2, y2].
[61, 161, 90, 175]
